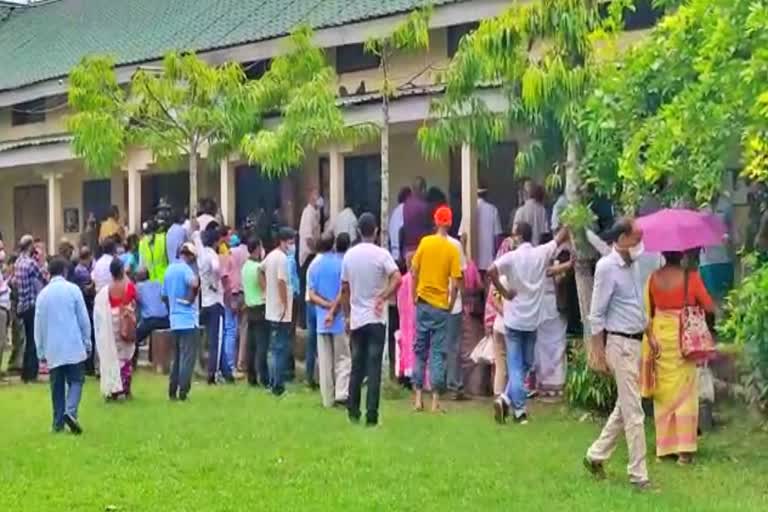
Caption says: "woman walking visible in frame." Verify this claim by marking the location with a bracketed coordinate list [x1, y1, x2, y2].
[642, 251, 714, 464]
[94, 259, 137, 400]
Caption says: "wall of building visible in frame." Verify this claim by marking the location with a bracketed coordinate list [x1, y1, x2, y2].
[0, 101, 69, 142]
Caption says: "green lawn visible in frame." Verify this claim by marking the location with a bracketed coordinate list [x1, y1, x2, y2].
[1, 374, 766, 512]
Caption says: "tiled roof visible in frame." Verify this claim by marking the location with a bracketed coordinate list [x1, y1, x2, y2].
[0, 0, 464, 92]
[0, 132, 72, 153]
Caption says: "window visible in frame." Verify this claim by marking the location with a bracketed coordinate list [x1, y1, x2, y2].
[241, 59, 271, 80]
[11, 98, 46, 126]
[598, 0, 664, 31]
[447, 22, 479, 57]
[335, 44, 380, 74]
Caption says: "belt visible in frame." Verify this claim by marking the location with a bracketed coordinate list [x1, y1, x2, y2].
[606, 330, 644, 341]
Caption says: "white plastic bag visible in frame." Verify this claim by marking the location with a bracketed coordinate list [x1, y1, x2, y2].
[470, 335, 495, 365]
[698, 365, 715, 403]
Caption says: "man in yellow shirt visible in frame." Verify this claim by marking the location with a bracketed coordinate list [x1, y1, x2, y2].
[98, 206, 124, 244]
[411, 205, 463, 413]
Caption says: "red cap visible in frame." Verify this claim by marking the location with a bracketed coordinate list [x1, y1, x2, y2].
[433, 205, 453, 227]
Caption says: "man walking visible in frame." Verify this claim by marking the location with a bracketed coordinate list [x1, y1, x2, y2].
[584, 218, 651, 490]
[337, 213, 401, 426]
[487, 222, 569, 424]
[198, 229, 229, 384]
[34, 257, 91, 434]
[162, 242, 200, 401]
[411, 206, 463, 413]
[14, 234, 46, 383]
[309, 233, 351, 408]
[263, 227, 295, 396]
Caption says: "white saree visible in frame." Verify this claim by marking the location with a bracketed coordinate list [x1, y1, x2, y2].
[93, 287, 123, 397]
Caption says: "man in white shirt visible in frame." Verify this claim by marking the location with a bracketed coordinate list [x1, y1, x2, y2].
[91, 237, 116, 293]
[198, 228, 229, 384]
[487, 222, 569, 424]
[446, 235, 467, 400]
[459, 188, 502, 275]
[263, 227, 295, 396]
[333, 203, 358, 243]
[335, 213, 401, 426]
[388, 187, 412, 262]
[298, 188, 321, 334]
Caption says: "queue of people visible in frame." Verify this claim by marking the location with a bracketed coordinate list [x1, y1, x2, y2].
[0, 179, 731, 493]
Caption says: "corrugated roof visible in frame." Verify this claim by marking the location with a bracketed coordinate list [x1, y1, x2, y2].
[0, 132, 72, 152]
[0, 0, 464, 92]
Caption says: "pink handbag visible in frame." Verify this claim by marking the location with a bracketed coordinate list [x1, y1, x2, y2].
[679, 271, 716, 363]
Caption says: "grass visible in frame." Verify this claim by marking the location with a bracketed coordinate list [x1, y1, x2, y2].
[1, 373, 767, 512]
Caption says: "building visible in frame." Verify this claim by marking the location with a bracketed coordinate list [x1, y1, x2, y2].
[0, 0, 662, 255]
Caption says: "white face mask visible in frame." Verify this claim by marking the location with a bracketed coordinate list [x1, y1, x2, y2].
[628, 240, 645, 261]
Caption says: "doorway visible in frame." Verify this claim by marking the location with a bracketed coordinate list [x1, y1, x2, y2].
[14, 185, 48, 248]
[345, 155, 382, 223]
[82, 179, 112, 224]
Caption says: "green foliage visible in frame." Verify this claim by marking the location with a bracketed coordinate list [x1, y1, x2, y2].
[68, 26, 356, 178]
[579, 0, 768, 210]
[566, 341, 617, 413]
[720, 255, 768, 410]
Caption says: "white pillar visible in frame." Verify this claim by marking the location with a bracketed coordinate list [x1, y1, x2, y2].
[127, 163, 143, 235]
[46, 173, 62, 255]
[461, 143, 478, 261]
[329, 148, 345, 223]
[220, 158, 235, 226]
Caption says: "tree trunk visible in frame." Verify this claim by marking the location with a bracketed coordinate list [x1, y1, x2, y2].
[189, 150, 198, 218]
[564, 139, 594, 343]
[380, 99, 390, 249]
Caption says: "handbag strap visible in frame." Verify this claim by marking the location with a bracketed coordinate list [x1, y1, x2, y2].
[649, 273, 656, 318]
[683, 268, 690, 308]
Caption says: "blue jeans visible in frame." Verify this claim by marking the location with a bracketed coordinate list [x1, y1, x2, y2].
[305, 302, 318, 384]
[503, 328, 537, 416]
[413, 301, 449, 393]
[445, 313, 464, 392]
[49, 362, 85, 431]
[268, 321, 291, 395]
[223, 305, 238, 376]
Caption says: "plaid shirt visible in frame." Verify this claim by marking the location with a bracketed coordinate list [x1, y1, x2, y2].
[14, 253, 45, 314]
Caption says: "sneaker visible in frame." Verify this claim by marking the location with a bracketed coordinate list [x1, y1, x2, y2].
[583, 457, 606, 480]
[348, 415, 361, 425]
[63, 414, 83, 435]
[493, 397, 508, 424]
[514, 412, 529, 425]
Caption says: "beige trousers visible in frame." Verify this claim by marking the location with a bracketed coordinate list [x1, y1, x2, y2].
[318, 333, 352, 408]
[493, 330, 507, 396]
[586, 334, 649, 483]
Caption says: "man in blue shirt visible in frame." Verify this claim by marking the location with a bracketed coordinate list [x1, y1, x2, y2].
[34, 257, 91, 434]
[308, 233, 351, 408]
[162, 242, 200, 401]
[165, 210, 189, 264]
[135, 267, 170, 360]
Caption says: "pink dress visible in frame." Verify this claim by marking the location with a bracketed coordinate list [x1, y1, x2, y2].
[396, 272, 415, 378]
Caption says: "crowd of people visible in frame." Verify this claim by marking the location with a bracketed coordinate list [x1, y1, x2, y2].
[0, 176, 739, 491]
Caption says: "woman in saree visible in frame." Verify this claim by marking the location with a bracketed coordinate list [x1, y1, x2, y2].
[642, 251, 714, 464]
[94, 258, 137, 400]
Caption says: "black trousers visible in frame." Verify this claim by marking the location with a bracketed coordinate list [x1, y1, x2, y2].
[246, 305, 269, 386]
[20, 308, 38, 382]
[297, 254, 315, 329]
[348, 323, 386, 425]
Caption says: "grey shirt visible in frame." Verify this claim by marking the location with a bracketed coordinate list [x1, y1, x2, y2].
[589, 249, 647, 336]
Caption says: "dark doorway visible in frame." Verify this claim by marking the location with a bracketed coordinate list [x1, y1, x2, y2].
[345, 155, 381, 223]
[142, 172, 190, 221]
[82, 179, 112, 224]
[14, 185, 48, 248]
[235, 165, 282, 228]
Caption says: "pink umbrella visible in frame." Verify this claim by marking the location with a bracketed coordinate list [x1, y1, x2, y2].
[636, 208, 727, 252]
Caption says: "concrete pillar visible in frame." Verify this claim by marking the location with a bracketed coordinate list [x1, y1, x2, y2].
[127, 163, 143, 235]
[461, 143, 478, 261]
[329, 148, 345, 223]
[46, 173, 63, 255]
[220, 158, 235, 226]
[111, 171, 126, 218]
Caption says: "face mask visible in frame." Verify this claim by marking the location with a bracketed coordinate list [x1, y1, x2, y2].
[628, 240, 645, 261]
[286, 243, 296, 257]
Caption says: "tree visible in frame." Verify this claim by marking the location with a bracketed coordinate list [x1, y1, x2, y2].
[418, 0, 635, 342]
[68, 27, 356, 217]
[364, 6, 432, 249]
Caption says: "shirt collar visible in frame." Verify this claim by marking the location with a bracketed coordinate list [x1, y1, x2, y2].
[609, 247, 631, 268]
[51, 276, 64, 283]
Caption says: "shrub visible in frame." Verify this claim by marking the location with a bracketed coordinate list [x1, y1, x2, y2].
[565, 340, 617, 414]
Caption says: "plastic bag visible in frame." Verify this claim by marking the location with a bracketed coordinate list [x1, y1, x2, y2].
[698, 365, 715, 403]
[470, 335, 495, 365]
